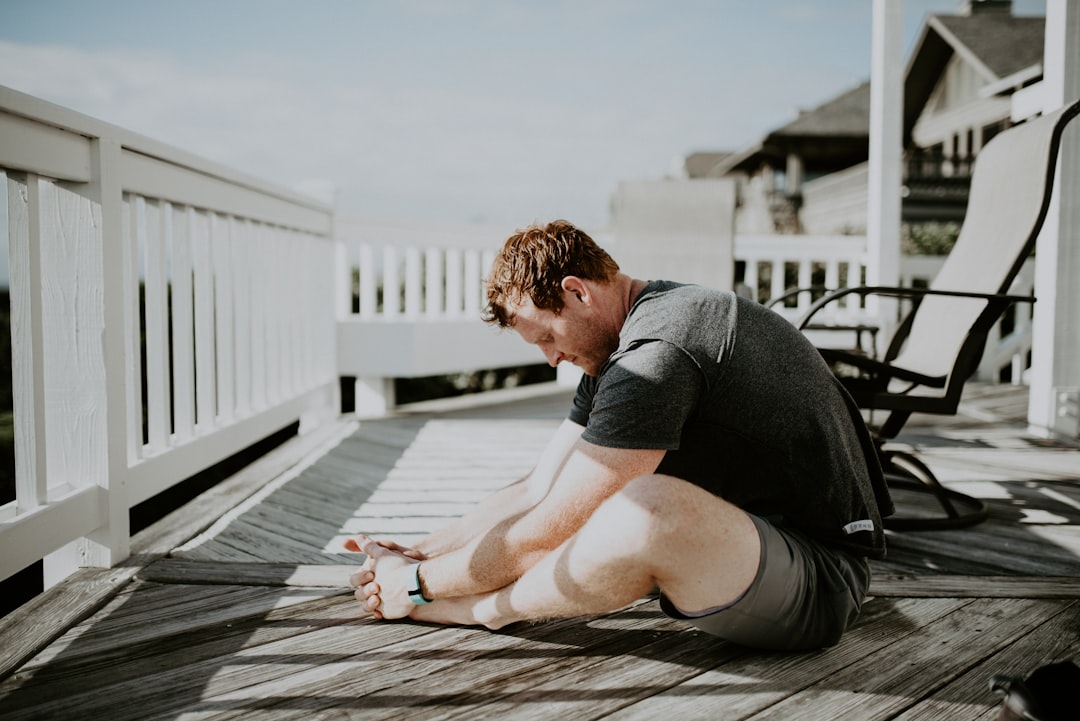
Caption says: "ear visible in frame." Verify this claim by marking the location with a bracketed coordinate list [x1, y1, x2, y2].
[560, 276, 589, 304]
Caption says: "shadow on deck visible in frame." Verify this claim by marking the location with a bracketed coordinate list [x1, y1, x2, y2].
[0, 383, 1077, 720]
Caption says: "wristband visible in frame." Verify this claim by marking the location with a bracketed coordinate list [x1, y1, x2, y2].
[407, 563, 432, 605]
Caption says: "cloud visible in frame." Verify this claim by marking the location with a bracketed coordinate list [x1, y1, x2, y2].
[0, 39, 632, 226]
[0, 0, 888, 231]
[3, 40, 673, 226]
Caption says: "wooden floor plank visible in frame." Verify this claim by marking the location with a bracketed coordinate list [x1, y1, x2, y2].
[0, 586, 350, 708]
[877, 520, 1080, 576]
[171, 534, 275, 563]
[227, 501, 358, 557]
[0, 596, 442, 721]
[740, 598, 1064, 721]
[870, 574, 1080, 598]
[173, 619, 605, 721]
[324, 602, 724, 721]
[601, 597, 971, 721]
[139, 560, 356, 587]
[889, 600, 1080, 721]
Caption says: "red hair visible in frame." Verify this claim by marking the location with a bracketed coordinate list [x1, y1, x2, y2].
[483, 220, 620, 327]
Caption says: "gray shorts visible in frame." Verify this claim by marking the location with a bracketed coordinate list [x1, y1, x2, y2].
[659, 514, 870, 651]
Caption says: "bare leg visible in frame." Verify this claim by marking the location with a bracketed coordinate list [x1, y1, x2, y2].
[411, 474, 760, 629]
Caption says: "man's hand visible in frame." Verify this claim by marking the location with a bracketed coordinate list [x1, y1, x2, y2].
[345, 535, 425, 620]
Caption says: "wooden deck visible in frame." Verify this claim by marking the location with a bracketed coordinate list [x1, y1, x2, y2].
[1, 382, 1078, 720]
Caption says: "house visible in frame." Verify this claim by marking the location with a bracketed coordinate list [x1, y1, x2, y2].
[682, 0, 1046, 240]
[902, 2, 1045, 224]
[689, 81, 870, 236]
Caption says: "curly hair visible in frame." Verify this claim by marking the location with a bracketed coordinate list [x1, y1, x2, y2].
[483, 220, 620, 327]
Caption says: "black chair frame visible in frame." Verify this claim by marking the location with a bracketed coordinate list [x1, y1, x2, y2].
[783, 99, 1080, 531]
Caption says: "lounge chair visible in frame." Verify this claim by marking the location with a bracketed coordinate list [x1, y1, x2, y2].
[788, 98, 1080, 531]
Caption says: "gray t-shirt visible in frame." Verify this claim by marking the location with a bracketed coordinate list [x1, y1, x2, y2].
[569, 281, 892, 559]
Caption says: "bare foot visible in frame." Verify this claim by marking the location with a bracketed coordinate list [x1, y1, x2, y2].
[409, 593, 505, 630]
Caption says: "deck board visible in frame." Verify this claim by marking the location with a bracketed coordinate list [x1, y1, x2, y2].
[1, 383, 1078, 719]
[599, 597, 969, 721]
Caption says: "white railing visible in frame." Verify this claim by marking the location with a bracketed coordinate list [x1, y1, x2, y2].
[0, 86, 1035, 590]
[736, 235, 871, 319]
[334, 216, 548, 415]
[0, 86, 339, 586]
[333, 227, 1035, 415]
[735, 235, 1034, 382]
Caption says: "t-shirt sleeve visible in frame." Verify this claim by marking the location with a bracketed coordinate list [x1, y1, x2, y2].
[578, 340, 706, 450]
[568, 373, 595, 427]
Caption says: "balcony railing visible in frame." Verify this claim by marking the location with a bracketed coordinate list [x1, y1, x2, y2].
[1, 86, 339, 588]
[0, 86, 1034, 592]
[334, 216, 544, 415]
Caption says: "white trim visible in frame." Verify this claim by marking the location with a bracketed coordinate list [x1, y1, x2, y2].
[980, 64, 1044, 98]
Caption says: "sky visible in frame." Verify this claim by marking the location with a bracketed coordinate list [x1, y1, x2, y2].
[0, 0, 1047, 231]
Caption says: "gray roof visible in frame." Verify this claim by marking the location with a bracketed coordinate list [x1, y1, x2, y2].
[709, 82, 871, 175]
[704, 9, 1045, 172]
[904, 13, 1044, 142]
[683, 151, 738, 179]
[931, 14, 1044, 80]
[769, 81, 870, 139]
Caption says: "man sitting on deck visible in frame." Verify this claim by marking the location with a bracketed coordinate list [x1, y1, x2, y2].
[348, 219, 893, 651]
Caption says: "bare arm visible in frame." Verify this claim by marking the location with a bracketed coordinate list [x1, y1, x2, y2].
[430, 440, 663, 594]
[411, 419, 587, 558]
[357, 434, 664, 619]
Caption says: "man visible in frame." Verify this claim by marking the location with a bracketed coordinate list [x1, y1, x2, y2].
[348, 219, 892, 651]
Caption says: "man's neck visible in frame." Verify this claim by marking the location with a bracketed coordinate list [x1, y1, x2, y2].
[606, 275, 648, 330]
[625, 277, 648, 312]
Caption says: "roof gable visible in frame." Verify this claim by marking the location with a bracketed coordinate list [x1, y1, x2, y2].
[904, 13, 1044, 142]
[770, 81, 870, 139]
[932, 14, 1044, 80]
[683, 151, 737, 179]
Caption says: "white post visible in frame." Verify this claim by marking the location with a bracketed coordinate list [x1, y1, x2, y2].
[94, 137, 132, 570]
[1028, 0, 1080, 439]
[867, 0, 904, 345]
[425, 247, 443, 318]
[43, 138, 130, 586]
[8, 173, 49, 514]
[354, 376, 395, 417]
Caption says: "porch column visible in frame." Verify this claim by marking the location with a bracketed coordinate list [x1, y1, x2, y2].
[1028, 0, 1080, 439]
[867, 0, 903, 342]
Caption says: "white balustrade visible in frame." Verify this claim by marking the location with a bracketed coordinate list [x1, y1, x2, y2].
[0, 86, 338, 587]
[335, 219, 546, 415]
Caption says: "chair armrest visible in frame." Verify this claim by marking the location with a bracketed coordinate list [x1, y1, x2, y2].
[797, 286, 1035, 330]
[819, 347, 946, 387]
[765, 286, 830, 310]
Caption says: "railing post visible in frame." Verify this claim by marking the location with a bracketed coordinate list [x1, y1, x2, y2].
[425, 247, 443, 318]
[171, 207, 196, 441]
[744, 258, 760, 302]
[445, 248, 463, 317]
[796, 259, 812, 312]
[383, 245, 401, 316]
[1029, 0, 1080, 439]
[867, 0, 904, 349]
[464, 250, 482, 316]
[354, 376, 396, 417]
[42, 137, 131, 586]
[7, 173, 49, 514]
[769, 258, 785, 303]
[405, 246, 422, 318]
[143, 199, 172, 453]
[358, 243, 377, 318]
[94, 136, 131, 570]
